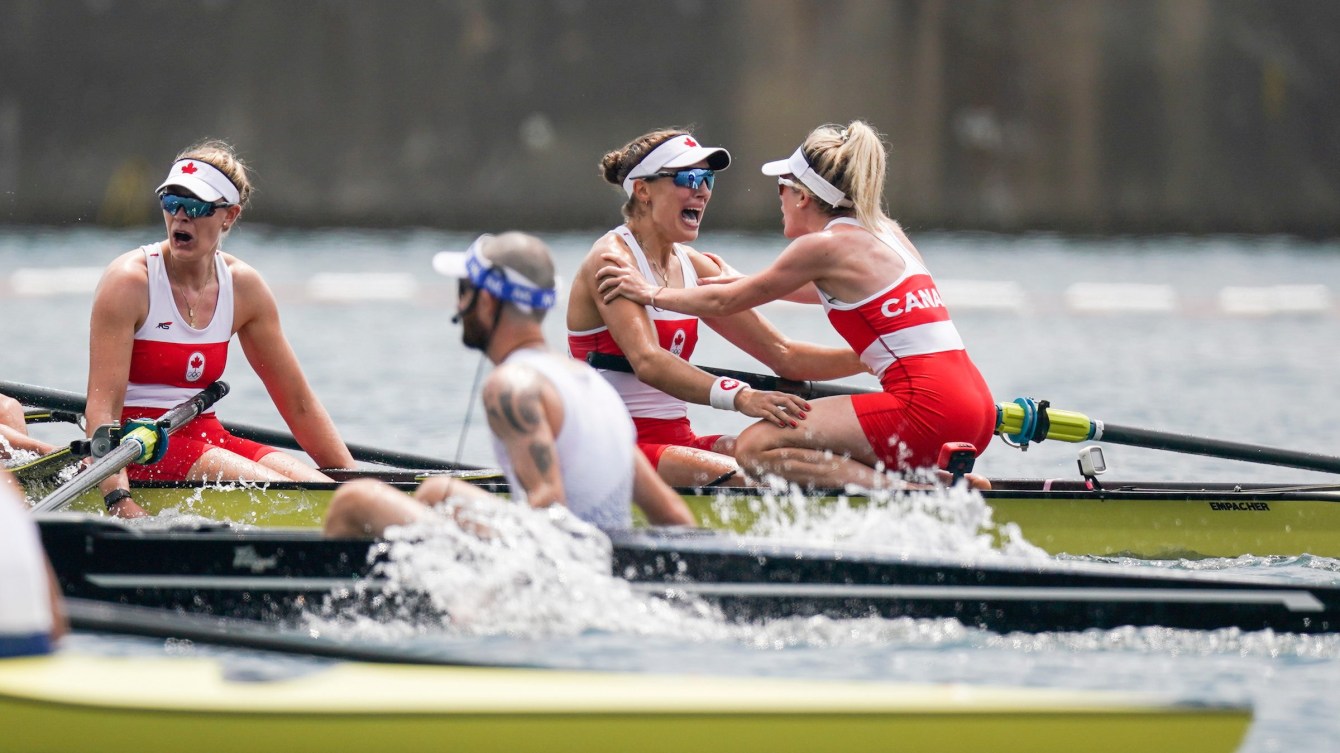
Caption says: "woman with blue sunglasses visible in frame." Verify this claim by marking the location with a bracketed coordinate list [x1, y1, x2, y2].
[597, 121, 995, 491]
[85, 140, 355, 518]
[568, 129, 866, 488]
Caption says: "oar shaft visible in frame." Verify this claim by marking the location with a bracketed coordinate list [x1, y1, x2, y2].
[223, 423, 478, 471]
[1, 380, 475, 471]
[997, 397, 1340, 475]
[1097, 423, 1340, 475]
[31, 441, 142, 513]
[584, 353, 874, 400]
[31, 382, 230, 514]
[0, 381, 86, 414]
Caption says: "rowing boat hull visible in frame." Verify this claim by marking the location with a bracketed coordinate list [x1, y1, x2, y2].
[36, 516, 1340, 634]
[0, 649, 1250, 753]
[43, 472, 1340, 559]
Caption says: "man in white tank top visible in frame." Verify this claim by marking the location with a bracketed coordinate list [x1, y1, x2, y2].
[0, 469, 66, 657]
[325, 233, 694, 537]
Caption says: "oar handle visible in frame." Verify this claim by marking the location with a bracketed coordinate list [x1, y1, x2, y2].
[158, 380, 230, 432]
[584, 352, 874, 400]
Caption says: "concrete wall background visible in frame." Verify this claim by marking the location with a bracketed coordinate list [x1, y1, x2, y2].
[1, 0, 1337, 235]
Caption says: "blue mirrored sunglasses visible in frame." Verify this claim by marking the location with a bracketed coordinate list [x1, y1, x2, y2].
[653, 168, 715, 191]
[160, 193, 232, 219]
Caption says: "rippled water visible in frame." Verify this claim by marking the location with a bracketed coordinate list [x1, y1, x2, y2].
[5, 226, 1340, 751]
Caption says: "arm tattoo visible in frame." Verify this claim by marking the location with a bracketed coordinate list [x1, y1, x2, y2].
[529, 440, 553, 475]
[494, 386, 542, 435]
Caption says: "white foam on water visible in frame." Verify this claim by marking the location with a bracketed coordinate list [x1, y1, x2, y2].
[1067, 552, 1340, 587]
[305, 496, 735, 641]
[303, 479, 1054, 646]
[6, 445, 83, 504]
[712, 478, 1049, 561]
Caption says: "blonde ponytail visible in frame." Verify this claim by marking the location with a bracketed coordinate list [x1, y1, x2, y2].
[799, 121, 896, 233]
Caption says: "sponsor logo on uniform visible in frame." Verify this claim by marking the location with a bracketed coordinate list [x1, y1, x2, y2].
[185, 352, 206, 382]
[881, 287, 945, 318]
[156, 321, 173, 330]
[670, 328, 687, 356]
[1209, 501, 1270, 511]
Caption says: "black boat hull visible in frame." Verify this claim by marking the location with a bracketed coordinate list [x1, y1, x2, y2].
[37, 515, 1340, 634]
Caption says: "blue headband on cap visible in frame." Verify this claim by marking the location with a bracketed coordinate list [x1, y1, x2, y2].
[463, 235, 557, 311]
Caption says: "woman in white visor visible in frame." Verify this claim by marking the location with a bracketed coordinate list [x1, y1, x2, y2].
[86, 140, 355, 518]
[568, 128, 865, 488]
[597, 122, 995, 490]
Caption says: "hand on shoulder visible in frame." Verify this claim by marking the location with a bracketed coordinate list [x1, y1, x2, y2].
[694, 250, 744, 286]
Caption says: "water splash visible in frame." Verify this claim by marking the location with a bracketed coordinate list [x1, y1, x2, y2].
[712, 478, 1049, 560]
[306, 496, 735, 641]
[1066, 553, 1340, 586]
[305, 479, 1053, 643]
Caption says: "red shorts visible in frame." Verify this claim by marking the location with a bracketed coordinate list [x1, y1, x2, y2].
[852, 352, 997, 471]
[632, 416, 722, 469]
[121, 408, 278, 482]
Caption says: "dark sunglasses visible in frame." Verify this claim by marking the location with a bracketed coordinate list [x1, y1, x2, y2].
[160, 193, 233, 219]
[652, 168, 715, 191]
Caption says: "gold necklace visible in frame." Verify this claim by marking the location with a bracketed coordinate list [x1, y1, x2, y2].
[182, 286, 202, 326]
[629, 228, 671, 285]
[167, 254, 213, 327]
[646, 253, 670, 285]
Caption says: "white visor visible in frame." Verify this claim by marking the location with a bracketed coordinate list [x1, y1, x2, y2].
[761, 148, 853, 208]
[622, 134, 731, 196]
[155, 159, 241, 205]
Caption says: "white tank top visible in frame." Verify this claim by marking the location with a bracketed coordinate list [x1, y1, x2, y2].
[0, 482, 54, 656]
[490, 348, 636, 530]
[124, 244, 235, 410]
[567, 226, 701, 420]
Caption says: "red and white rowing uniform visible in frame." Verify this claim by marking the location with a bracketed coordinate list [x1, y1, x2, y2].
[820, 218, 996, 470]
[121, 244, 275, 480]
[568, 226, 722, 467]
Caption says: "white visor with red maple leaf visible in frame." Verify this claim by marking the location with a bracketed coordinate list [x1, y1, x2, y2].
[622, 134, 731, 196]
[156, 160, 241, 205]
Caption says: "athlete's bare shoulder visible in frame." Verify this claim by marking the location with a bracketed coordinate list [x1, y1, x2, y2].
[588, 229, 632, 263]
[98, 247, 151, 294]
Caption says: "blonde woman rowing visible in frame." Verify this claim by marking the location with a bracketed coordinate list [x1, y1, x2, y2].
[86, 140, 354, 518]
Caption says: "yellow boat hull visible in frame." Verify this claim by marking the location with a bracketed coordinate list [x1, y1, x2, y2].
[49, 474, 1340, 559]
[0, 651, 1249, 753]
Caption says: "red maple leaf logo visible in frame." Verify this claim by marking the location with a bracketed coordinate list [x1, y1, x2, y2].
[721, 379, 738, 390]
[190, 355, 203, 369]
[683, 137, 698, 147]
[181, 162, 198, 175]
